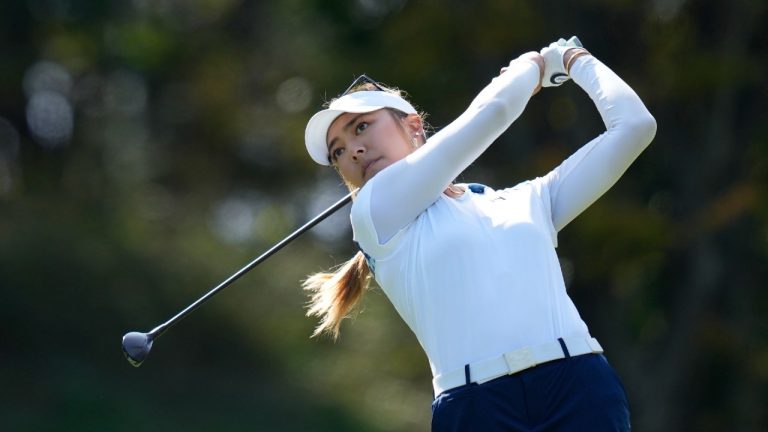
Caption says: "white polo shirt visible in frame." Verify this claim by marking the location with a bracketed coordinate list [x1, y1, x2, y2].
[351, 178, 590, 378]
[349, 55, 656, 379]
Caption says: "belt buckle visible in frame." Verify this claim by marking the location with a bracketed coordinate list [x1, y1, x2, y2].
[502, 347, 536, 375]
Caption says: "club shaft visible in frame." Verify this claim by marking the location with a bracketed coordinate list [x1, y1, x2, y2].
[148, 192, 354, 339]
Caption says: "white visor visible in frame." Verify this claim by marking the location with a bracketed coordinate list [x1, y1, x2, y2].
[304, 91, 417, 165]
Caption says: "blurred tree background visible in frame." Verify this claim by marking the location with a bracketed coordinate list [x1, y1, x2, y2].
[1, 0, 766, 430]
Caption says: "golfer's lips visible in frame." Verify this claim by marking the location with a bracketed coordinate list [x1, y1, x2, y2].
[362, 158, 381, 179]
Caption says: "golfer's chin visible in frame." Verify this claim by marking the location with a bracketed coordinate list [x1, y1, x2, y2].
[362, 159, 389, 183]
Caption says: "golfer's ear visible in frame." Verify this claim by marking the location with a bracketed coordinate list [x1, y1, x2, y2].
[403, 113, 423, 136]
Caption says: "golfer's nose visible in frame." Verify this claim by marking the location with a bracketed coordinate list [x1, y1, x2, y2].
[351, 144, 365, 161]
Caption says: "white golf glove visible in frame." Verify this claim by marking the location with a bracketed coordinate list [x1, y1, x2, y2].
[540, 36, 584, 87]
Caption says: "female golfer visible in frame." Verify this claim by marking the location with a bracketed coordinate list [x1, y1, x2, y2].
[303, 37, 655, 431]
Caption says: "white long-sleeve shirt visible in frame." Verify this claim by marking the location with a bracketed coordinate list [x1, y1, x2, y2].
[350, 55, 657, 379]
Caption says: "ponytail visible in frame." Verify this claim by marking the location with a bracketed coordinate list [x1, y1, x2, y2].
[303, 251, 372, 339]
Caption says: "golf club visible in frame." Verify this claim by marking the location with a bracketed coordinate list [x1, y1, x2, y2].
[122, 191, 353, 367]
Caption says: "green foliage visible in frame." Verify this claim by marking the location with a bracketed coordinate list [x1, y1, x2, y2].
[1, 0, 767, 430]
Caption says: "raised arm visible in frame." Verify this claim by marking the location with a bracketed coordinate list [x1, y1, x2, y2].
[541, 53, 657, 231]
[365, 55, 541, 244]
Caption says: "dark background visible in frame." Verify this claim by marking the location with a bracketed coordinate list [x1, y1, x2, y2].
[1, 0, 766, 430]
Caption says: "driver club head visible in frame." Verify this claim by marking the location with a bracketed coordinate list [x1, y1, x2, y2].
[122, 331, 154, 367]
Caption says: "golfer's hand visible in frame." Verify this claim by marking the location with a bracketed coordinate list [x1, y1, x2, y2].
[500, 51, 545, 95]
[539, 36, 589, 88]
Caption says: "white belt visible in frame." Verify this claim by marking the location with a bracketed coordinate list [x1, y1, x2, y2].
[432, 337, 603, 396]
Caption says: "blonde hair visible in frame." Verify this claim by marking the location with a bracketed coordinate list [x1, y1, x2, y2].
[303, 80, 425, 339]
[303, 251, 372, 339]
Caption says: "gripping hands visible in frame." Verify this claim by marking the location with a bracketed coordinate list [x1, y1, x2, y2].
[540, 36, 587, 87]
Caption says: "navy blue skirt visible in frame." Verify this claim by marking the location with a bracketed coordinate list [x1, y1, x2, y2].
[431, 354, 630, 431]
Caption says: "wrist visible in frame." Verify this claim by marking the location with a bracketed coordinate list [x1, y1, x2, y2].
[563, 48, 591, 74]
[512, 52, 545, 95]
[517, 52, 545, 72]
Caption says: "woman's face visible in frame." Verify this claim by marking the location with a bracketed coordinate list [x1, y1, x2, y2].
[326, 109, 421, 188]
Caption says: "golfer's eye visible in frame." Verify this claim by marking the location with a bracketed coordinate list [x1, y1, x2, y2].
[331, 147, 345, 160]
[355, 122, 369, 135]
